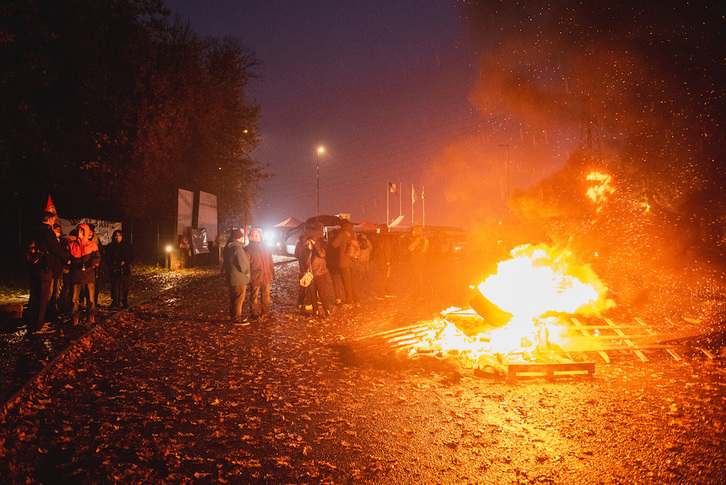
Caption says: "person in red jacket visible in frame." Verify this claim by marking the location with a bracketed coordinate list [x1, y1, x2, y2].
[69, 224, 101, 325]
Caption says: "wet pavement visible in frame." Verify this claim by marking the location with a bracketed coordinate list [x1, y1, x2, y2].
[0, 268, 216, 404]
[1, 258, 725, 483]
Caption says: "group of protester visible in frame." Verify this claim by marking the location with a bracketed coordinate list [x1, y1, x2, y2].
[25, 211, 132, 334]
[292, 220, 430, 319]
[219, 219, 430, 324]
[26, 211, 430, 330]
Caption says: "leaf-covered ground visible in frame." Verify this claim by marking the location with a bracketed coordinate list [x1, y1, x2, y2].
[1, 258, 725, 484]
[0, 267, 214, 404]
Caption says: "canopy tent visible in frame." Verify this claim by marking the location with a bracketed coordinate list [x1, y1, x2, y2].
[354, 220, 378, 232]
[274, 217, 303, 228]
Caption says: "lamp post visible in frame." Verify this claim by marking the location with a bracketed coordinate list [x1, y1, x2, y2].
[499, 144, 510, 207]
[316, 146, 324, 215]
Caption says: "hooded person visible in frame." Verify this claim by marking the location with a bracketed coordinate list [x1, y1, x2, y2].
[244, 227, 275, 319]
[222, 228, 251, 323]
[69, 223, 101, 325]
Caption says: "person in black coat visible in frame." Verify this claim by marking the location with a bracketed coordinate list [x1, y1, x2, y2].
[104, 229, 133, 308]
[27, 211, 68, 333]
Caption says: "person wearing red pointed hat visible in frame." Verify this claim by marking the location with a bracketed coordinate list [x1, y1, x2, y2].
[27, 211, 68, 334]
[45, 195, 57, 216]
[69, 224, 101, 326]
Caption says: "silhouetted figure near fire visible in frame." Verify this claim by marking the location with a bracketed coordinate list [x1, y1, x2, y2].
[374, 224, 393, 299]
[408, 225, 429, 301]
[332, 220, 360, 308]
[326, 228, 345, 305]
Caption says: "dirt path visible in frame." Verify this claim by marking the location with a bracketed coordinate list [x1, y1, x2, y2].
[0, 260, 725, 484]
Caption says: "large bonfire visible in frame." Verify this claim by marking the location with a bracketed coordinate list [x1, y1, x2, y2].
[413, 243, 615, 366]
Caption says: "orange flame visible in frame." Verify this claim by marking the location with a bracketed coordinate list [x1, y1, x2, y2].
[414, 244, 615, 360]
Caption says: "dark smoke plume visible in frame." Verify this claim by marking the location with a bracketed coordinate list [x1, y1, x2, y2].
[447, 0, 726, 319]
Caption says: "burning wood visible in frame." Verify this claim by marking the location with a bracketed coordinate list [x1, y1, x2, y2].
[347, 243, 705, 377]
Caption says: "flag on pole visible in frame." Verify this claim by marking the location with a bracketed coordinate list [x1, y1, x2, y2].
[45, 195, 57, 215]
[388, 182, 399, 195]
[412, 185, 416, 204]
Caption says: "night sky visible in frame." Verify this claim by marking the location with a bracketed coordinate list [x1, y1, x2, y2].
[164, 0, 485, 228]
[163, 0, 724, 231]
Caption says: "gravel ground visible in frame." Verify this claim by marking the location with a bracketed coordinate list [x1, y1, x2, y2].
[0, 257, 725, 484]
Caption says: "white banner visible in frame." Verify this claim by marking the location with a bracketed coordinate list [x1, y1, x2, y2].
[62, 218, 122, 246]
[177, 188, 194, 236]
[198, 191, 218, 242]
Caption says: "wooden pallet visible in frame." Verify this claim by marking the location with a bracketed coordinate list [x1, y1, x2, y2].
[508, 362, 595, 379]
[344, 315, 714, 367]
[567, 317, 711, 362]
[347, 321, 446, 357]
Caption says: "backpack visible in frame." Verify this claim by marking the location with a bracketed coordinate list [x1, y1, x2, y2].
[346, 238, 361, 259]
[359, 238, 368, 251]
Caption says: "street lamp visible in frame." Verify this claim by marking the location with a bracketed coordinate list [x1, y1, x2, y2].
[316, 146, 324, 215]
[499, 144, 510, 207]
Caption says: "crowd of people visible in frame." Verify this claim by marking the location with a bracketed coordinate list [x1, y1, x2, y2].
[290, 220, 432, 319]
[220, 219, 436, 324]
[25, 211, 133, 335]
[25, 211, 438, 331]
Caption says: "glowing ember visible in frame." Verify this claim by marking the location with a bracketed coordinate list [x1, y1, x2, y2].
[413, 244, 615, 362]
[585, 171, 615, 211]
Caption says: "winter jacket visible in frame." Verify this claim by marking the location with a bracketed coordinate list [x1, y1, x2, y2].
[223, 240, 250, 287]
[332, 227, 356, 269]
[309, 237, 328, 277]
[105, 240, 133, 276]
[32, 222, 68, 278]
[69, 233, 101, 285]
[245, 241, 275, 286]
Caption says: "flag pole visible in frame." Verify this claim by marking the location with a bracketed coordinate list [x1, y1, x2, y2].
[398, 181, 402, 220]
[386, 182, 390, 225]
[411, 184, 415, 225]
[422, 185, 425, 229]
